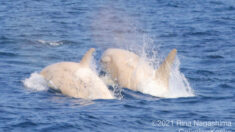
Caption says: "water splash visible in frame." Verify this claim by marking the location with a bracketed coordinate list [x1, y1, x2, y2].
[23, 72, 49, 91]
[137, 37, 195, 98]
[167, 57, 195, 98]
[100, 74, 123, 100]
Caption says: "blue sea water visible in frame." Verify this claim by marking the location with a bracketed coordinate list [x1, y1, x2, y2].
[0, 0, 234, 131]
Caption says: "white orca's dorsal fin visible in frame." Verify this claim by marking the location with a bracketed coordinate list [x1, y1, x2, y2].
[80, 48, 95, 67]
[155, 49, 177, 89]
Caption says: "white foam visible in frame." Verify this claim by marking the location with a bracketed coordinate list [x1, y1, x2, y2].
[23, 72, 49, 91]
[37, 40, 63, 46]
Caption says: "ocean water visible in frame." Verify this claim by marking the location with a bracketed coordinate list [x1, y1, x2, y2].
[0, 0, 234, 131]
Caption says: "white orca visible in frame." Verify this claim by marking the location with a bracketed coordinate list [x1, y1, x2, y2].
[101, 48, 177, 97]
[40, 48, 114, 99]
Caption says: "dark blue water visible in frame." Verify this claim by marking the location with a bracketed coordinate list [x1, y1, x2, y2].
[0, 0, 234, 131]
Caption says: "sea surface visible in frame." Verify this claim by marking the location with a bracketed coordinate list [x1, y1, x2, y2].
[0, 0, 234, 131]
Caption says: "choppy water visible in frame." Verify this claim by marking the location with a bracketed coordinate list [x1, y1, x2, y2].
[0, 0, 234, 131]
